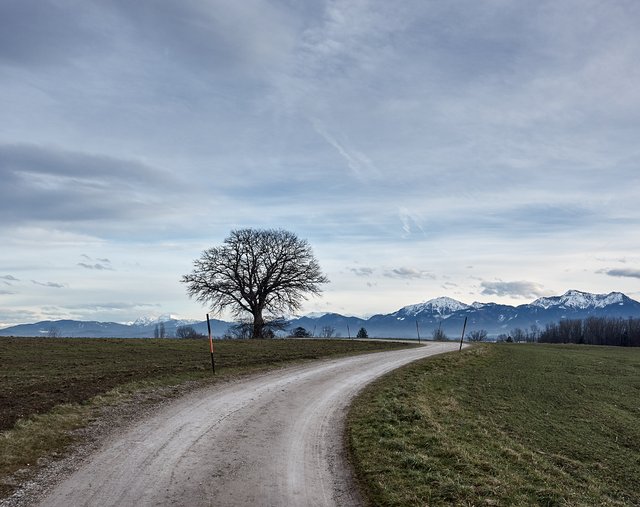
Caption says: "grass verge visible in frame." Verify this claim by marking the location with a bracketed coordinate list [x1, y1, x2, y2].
[348, 344, 640, 506]
[0, 337, 412, 498]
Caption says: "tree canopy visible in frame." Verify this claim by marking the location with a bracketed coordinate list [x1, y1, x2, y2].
[182, 228, 328, 338]
[291, 326, 312, 338]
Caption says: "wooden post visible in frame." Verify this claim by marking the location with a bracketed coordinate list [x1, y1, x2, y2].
[416, 320, 421, 344]
[459, 316, 467, 351]
[207, 313, 215, 374]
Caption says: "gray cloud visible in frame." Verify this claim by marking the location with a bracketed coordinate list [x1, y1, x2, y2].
[385, 268, 435, 280]
[114, 0, 295, 77]
[0, 0, 100, 67]
[349, 267, 374, 277]
[603, 268, 640, 279]
[1, 275, 20, 282]
[31, 280, 65, 288]
[0, 0, 292, 74]
[480, 281, 547, 299]
[78, 263, 113, 271]
[78, 255, 113, 271]
[0, 143, 179, 225]
[0, 290, 16, 295]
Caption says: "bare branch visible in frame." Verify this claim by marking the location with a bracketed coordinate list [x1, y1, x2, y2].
[182, 228, 329, 338]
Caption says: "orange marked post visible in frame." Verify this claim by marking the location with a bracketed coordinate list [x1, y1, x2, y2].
[207, 313, 215, 374]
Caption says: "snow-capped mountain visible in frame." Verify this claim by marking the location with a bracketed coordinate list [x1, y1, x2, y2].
[530, 290, 626, 310]
[2, 290, 639, 339]
[395, 297, 470, 317]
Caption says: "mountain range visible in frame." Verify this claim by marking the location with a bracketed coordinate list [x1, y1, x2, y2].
[1, 290, 639, 339]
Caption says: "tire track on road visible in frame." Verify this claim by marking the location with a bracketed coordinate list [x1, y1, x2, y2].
[38, 342, 459, 506]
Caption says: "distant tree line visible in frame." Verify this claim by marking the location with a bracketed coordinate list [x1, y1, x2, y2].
[218, 322, 358, 340]
[221, 318, 291, 339]
[176, 325, 206, 339]
[497, 325, 540, 343]
[538, 317, 640, 347]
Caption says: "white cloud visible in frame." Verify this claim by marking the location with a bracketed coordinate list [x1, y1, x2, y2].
[480, 281, 548, 299]
[311, 119, 379, 180]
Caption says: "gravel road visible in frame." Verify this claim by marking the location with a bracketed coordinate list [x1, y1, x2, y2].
[37, 342, 458, 507]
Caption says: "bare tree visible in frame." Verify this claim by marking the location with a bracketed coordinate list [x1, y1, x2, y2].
[176, 325, 205, 339]
[224, 320, 253, 339]
[182, 229, 328, 339]
[511, 327, 526, 342]
[320, 325, 335, 338]
[528, 324, 539, 342]
[467, 329, 488, 342]
[432, 328, 448, 341]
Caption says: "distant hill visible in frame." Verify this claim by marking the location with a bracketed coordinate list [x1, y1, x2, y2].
[2, 290, 639, 339]
[0, 317, 230, 339]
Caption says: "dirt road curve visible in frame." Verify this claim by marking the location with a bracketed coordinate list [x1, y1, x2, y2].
[38, 342, 458, 507]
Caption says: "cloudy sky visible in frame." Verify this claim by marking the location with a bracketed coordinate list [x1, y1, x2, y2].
[1, 0, 639, 327]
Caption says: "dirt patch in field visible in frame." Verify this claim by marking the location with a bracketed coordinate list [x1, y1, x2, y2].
[0, 337, 413, 501]
[1, 337, 411, 432]
[0, 379, 212, 506]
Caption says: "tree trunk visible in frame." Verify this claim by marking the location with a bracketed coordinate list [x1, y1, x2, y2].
[252, 311, 264, 339]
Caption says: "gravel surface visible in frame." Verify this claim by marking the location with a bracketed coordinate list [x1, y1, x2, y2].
[4, 343, 458, 507]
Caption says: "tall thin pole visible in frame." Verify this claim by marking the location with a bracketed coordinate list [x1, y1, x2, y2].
[347, 324, 351, 339]
[459, 316, 467, 351]
[207, 313, 215, 374]
[416, 320, 421, 343]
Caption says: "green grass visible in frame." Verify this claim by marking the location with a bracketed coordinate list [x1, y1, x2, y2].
[348, 344, 640, 506]
[0, 336, 412, 498]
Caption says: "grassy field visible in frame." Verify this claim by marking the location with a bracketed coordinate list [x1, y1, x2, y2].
[348, 344, 640, 506]
[0, 336, 411, 498]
